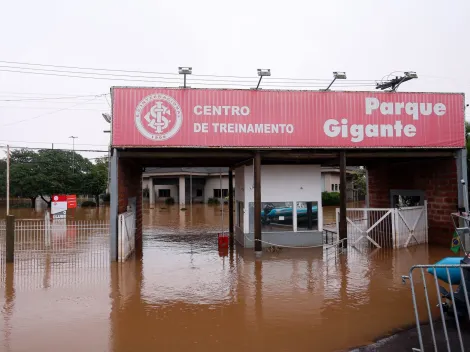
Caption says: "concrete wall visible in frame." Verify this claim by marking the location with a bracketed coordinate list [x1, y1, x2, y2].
[367, 157, 458, 246]
[233, 164, 323, 246]
[204, 175, 232, 203]
[154, 185, 178, 203]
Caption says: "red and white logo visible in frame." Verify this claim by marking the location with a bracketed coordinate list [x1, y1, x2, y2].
[135, 94, 183, 141]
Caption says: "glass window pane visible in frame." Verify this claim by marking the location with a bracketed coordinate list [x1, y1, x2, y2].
[249, 202, 294, 233]
[296, 201, 318, 231]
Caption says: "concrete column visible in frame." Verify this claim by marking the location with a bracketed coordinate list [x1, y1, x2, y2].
[149, 177, 155, 209]
[179, 176, 186, 207]
[109, 149, 118, 262]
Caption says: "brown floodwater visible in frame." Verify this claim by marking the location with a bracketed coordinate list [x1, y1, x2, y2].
[0, 202, 456, 351]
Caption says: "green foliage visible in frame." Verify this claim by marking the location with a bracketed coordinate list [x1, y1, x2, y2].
[208, 197, 220, 205]
[0, 159, 6, 197]
[81, 158, 108, 200]
[0, 149, 108, 207]
[351, 168, 367, 197]
[101, 193, 110, 202]
[322, 191, 340, 206]
[165, 197, 175, 205]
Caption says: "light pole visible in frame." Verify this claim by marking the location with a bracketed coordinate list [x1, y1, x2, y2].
[69, 136, 78, 173]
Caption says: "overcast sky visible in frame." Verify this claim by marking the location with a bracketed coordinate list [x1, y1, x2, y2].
[0, 0, 469, 160]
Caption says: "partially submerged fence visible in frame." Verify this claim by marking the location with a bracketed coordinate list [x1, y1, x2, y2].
[335, 202, 428, 249]
[1, 214, 110, 268]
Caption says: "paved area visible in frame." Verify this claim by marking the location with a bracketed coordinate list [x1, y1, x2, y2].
[350, 320, 470, 351]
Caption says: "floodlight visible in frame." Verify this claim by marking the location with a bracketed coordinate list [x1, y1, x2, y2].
[102, 113, 112, 123]
[178, 67, 192, 75]
[257, 69, 271, 77]
[333, 71, 347, 79]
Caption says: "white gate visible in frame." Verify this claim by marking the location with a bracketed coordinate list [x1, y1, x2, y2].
[394, 203, 428, 248]
[118, 211, 136, 262]
[336, 202, 428, 249]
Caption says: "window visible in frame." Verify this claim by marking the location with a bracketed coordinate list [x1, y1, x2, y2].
[158, 189, 170, 197]
[331, 184, 339, 192]
[296, 201, 319, 231]
[196, 189, 203, 197]
[249, 201, 294, 233]
[213, 189, 228, 198]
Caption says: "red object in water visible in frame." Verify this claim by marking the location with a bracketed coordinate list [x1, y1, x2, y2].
[218, 233, 229, 248]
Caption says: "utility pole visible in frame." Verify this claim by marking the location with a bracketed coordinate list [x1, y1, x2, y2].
[69, 136, 77, 173]
[6, 144, 10, 215]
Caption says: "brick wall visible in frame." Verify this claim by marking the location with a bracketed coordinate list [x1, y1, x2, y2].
[367, 157, 458, 246]
[118, 158, 143, 256]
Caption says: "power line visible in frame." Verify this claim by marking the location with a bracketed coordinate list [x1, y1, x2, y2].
[0, 145, 108, 153]
[0, 93, 108, 102]
[0, 59, 380, 83]
[0, 139, 107, 147]
[0, 96, 101, 127]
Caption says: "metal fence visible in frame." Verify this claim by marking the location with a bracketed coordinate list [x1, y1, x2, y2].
[11, 217, 110, 269]
[336, 204, 428, 249]
[402, 263, 470, 351]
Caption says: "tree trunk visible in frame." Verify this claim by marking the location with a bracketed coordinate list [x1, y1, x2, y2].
[95, 195, 100, 207]
[30, 197, 37, 209]
[40, 195, 51, 208]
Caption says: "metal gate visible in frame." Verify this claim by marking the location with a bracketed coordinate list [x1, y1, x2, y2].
[336, 203, 428, 249]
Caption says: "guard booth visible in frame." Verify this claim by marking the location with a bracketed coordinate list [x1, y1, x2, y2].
[108, 87, 466, 261]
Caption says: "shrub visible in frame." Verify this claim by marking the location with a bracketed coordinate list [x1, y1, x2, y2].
[81, 200, 97, 207]
[208, 197, 220, 205]
[165, 197, 175, 205]
[101, 193, 110, 202]
[322, 191, 340, 206]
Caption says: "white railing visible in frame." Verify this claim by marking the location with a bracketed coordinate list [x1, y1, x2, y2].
[118, 211, 136, 262]
[13, 213, 109, 268]
[336, 202, 428, 249]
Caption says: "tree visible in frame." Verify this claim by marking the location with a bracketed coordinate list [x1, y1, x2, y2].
[8, 149, 42, 208]
[5, 148, 92, 207]
[351, 167, 366, 197]
[82, 158, 108, 206]
[0, 158, 6, 198]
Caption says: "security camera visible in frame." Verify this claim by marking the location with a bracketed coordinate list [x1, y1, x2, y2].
[462, 179, 466, 185]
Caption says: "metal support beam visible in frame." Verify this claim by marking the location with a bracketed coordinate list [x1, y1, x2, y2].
[254, 151, 262, 252]
[109, 149, 118, 262]
[6, 215, 15, 263]
[228, 168, 234, 247]
[339, 151, 347, 244]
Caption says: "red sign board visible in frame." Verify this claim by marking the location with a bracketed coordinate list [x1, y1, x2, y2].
[52, 195, 67, 202]
[111, 88, 465, 148]
[67, 195, 77, 209]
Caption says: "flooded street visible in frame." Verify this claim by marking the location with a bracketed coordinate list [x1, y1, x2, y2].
[0, 203, 454, 351]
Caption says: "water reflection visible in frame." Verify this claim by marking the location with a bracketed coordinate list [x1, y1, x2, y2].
[1, 200, 455, 352]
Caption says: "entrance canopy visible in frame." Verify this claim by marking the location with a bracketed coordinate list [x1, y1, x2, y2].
[111, 87, 465, 149]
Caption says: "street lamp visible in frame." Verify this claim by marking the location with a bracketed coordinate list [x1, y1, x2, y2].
[256, 69, 271, 90]
[178, 67, 192, 88]
[69, 136, 78, 173]
[324, 71, 347, 91]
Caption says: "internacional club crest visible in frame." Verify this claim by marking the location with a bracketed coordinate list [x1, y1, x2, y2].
[135, 93, 183, 141]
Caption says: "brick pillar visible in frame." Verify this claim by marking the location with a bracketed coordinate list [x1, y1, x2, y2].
[367, 157, 458, 246]
[118, 158, 143, 258]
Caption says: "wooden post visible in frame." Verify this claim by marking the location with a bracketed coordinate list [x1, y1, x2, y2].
[6, 215, 15, 263]
[339, 151, 347, 244]
[228, 168, 234, 246]
[254, 151, 262, 252]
